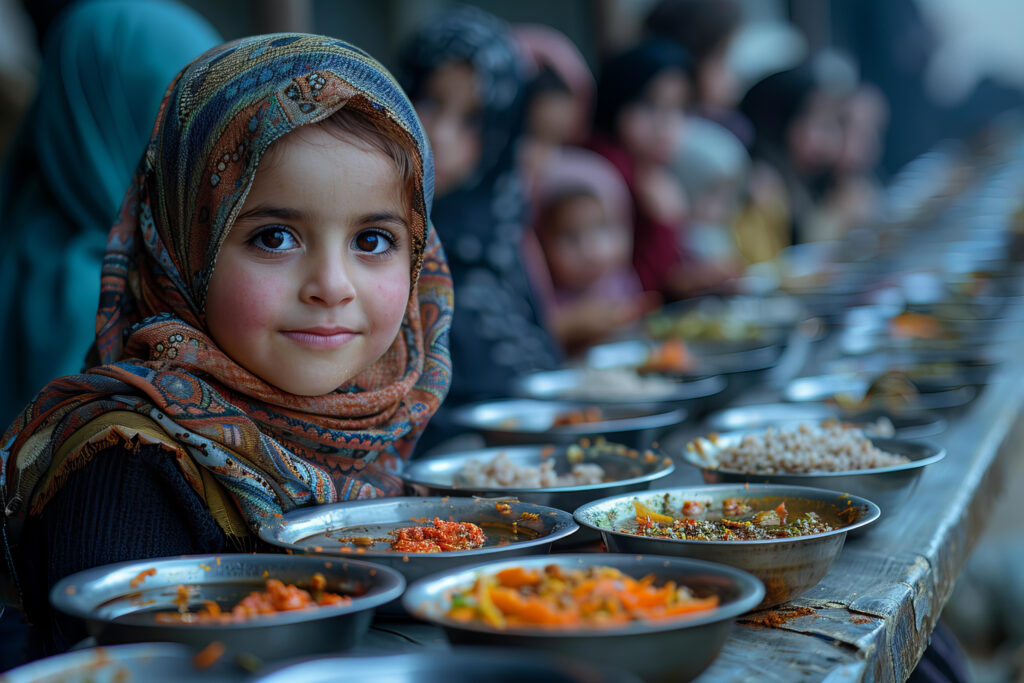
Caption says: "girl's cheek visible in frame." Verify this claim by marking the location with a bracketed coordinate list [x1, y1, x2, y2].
[372, 271, 412, 326]
[213, 268, 285, 332]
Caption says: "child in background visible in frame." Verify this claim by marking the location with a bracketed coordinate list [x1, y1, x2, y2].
[1, 34, 452, 654]
[643, 0, 751, 145]
[513, 24, 596, 194]
[592, 39, 734, 300]
[740, 61, 849, 244]
[531, 148, 652, 352]
[821, 83, 890, 234]
[398, 8, 560, 413]
[672, 116, 749, 270]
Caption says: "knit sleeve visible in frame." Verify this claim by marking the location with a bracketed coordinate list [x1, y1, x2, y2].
[14, 440, 230, 658]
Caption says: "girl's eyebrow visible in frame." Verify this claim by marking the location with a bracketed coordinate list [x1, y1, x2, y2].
[236, 205, 306, 221]
[360, 211, 409, 228]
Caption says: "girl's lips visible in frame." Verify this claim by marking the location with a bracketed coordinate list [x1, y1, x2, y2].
[280, 328, 358, 350]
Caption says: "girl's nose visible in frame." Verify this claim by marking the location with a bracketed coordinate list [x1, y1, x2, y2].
[300, 251, 356, 306]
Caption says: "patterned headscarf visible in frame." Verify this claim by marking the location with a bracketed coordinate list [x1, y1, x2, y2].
[1, 34, 453, 536]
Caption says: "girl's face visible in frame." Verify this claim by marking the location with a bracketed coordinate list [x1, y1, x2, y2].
[542, 194, 632, 292]
[205, 125, 412, 396]
[414, 61, 482, 196]
[697, 38, 739, 109]
[527, 90, 578, 145]
[617, 69, 689, 167]
[787, 92, 844, 174]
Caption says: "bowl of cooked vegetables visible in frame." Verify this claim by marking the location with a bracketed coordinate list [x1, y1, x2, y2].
[573, 484, 879, 608]
[402, 553, 763, 682]
[49, 554, 405, 661]
[258, 497, 578, 587]
[680, 422, 945, 518]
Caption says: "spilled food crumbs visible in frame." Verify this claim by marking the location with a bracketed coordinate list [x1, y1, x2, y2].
[739, 606, 817, 628]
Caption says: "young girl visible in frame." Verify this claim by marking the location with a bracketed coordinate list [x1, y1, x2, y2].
[397, 8, 559, 416]
[530, 148, 652, 351]
[0, 33, 452, 654]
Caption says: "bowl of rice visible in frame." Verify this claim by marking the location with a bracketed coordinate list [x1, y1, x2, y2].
[679, 422, 944, 519]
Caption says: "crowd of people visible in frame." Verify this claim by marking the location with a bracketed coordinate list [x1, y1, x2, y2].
[0, 0, 895, 666]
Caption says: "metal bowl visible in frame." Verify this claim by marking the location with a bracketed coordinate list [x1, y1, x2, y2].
[513, 368, 726, 414]
[403, 443, 675, 514]
[573, 484, 879, 609]
[49, 554, 404, 661]
[402, 553, 764, 682]
[255, 649, 642, 683]
[704, 403, 946, 440]
[680, 432, 945, 519]
[782, 373, 978, 412]
[257, 497, 577, 587]
[0, 643, 234, 683]
[449, 398, 685, 448]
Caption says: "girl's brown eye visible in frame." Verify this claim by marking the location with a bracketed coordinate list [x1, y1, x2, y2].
[251, 226, 297, 251]
[353, 229, 394, 255]
[259, 229, 287, 249]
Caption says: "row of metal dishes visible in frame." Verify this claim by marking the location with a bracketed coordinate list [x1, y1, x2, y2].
[13, 290, 989, 681]
[22, 422, 943, 682]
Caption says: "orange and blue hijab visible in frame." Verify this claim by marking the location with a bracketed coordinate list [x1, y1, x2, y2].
[1, 34, 453, 541]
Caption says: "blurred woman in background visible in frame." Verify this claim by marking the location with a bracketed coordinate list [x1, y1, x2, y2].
[740, 61, 848, 245]
[513, 24, 595, 194]
[0, 0, 220, 428]
[398, 7, 560, 428]
[592, 39, 735, 301]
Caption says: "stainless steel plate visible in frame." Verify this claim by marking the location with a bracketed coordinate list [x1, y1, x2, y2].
[255, 649, 641, 683]
[704, 403, 946, 440]
[0, 643, 236, 683]
[449, 399, 685, 448]
[402, 553, 764, 682]
[258, 497, 577, 585]
[513, 368, 725, 410]
[49, 554, 404, 661]
[402, 443, 675, 514]
[782, 373, 977, 412]
[573, 484, 879, 608]
[680, 432, 945, 518]
[585, 339, 781, 376]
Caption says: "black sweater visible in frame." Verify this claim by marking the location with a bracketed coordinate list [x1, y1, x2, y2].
[13, 441, 234, 658]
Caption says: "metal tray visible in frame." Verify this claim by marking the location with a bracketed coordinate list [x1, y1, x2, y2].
[402, 553, 764, 682]
[704, 403, 946, 440]
[585, 339, 782, 376]
[257, 497, 577, 586]
[255, 649, 641, 683]
[782, 373, 978, 412]
[449, 398, 685, 448]
[0, 642, 241, 683]
[513, 368, 725, 412]
[49, 554, 404, 662]
[573, 484, 879, 609]
[402, 443, 675, 514]
[680, 432, 945, 519]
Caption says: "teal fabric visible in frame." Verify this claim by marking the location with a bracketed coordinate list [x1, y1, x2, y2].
[0, 0, 220, 425]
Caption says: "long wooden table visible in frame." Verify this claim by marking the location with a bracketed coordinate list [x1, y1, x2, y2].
[364, 144, 1024, 681]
